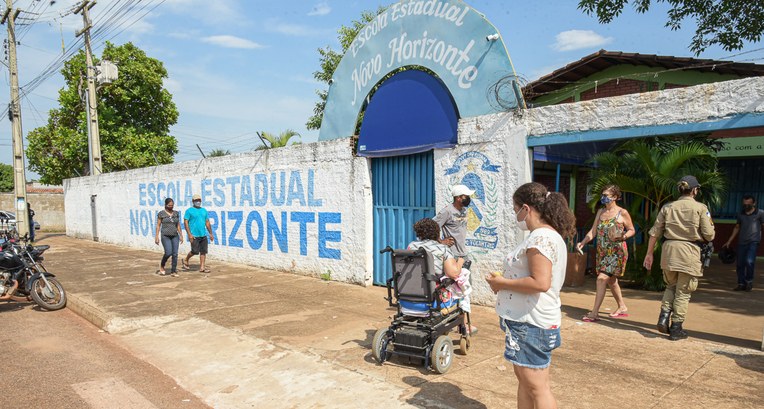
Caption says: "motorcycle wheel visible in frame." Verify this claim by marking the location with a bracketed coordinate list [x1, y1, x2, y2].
[29, 277, 67, 311]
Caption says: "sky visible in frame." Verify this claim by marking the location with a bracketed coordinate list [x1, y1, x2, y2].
[1, 0, 762, 180]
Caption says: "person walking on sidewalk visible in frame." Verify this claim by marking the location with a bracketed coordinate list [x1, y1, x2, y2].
[154, 198, 183, 277]
[485, 182, 576, 409]
[183, 194, 215, 273]
[722, 194, 764, 292]
[576, 185, 635, 322]
[643, 175, 715, 341]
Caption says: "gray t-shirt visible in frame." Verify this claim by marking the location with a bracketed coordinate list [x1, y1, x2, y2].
[407, 239, 454, 277]
[433, 204, 468, 257]
[736, 208, 764, 245]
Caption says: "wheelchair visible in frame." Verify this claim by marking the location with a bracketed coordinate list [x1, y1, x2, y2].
[371, 246, 472, 374]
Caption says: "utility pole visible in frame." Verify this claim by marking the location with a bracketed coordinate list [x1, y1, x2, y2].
[75, 0, 101, 176]
[2, 0, 28, 238]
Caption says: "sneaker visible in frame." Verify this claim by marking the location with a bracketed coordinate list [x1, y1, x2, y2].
[733, 284, 746, 291]
[745, 283, 753, 292]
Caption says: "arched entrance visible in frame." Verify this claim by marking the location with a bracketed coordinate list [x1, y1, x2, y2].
[316, 1, 524, 284]
[362, 70, 459, 284]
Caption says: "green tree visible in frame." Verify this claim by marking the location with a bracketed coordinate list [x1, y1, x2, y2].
[27, 42, 179, 184]
[208, 149, 231, 157]
[0, 163, 13, 192]
[306, 7, 387, 131]
[578, 0, 763, 54]
[586, 137, 726, 290]
[256, 130, 301, 150]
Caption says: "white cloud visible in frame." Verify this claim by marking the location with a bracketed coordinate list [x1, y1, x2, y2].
[201, 35, 264, 49]
[308, 2, 331, 16]
[552, 30, 613, 52]
[164, 78, 183, 94]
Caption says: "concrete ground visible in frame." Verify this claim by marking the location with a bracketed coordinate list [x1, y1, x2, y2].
[23, 233, 764, 408]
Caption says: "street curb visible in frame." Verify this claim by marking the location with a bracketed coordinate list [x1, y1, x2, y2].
[66, 292, 112, 331]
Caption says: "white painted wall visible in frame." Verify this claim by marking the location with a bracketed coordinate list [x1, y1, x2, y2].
[63, 77, 764, 302]
[525, 76, 764, 137]
[64, 138, 374, 285]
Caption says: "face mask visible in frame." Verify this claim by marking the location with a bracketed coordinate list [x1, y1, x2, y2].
[600, 195, 613, 205]
[462, 196, 471, 207]
[516, 206, 529, 231]
[193, 201, 201, 208]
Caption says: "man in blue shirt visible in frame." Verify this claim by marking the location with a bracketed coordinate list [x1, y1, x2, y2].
[723, 194, 764, 292]
[182, 194, 215, 273]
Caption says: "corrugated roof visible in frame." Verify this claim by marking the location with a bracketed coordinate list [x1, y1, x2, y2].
[523, 49, 764, 99]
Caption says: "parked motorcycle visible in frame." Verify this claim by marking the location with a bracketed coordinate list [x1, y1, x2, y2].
[0, 235, 67, 310]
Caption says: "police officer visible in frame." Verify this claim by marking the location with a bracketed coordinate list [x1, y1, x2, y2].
[643, 175, 715, 341]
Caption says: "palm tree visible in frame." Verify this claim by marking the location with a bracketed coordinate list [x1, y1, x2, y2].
[586, 138, 727, 290]
[256, 129, 301, 150]
[208, 149, 231, 157]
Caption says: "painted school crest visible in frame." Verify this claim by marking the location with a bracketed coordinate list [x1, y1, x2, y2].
[444, 151, 500, 253]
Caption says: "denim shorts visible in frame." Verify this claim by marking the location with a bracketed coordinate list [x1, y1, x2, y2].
[499, 318, 561, 369]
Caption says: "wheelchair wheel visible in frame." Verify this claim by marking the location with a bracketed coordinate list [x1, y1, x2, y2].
[430, 335, 454, 374]
[371, 328, 391, 363]
[457, 336, 470, 356]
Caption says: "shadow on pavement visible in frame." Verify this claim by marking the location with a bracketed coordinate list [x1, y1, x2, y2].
[403, 376, 487, 409]
[712, 350, 764, 374]
[0, 301, 28, 313]
[345, 328, 376, 349]
[562, 305, 760, 349]
[566, 263, 763, 318]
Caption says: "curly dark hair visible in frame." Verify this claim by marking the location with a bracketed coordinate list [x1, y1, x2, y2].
[413, 218, 440, 241]
[513, 182, 576, 239]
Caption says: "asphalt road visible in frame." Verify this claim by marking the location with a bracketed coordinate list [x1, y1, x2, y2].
[1, 301, 209, 409]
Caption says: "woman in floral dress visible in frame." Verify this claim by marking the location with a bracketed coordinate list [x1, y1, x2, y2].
[576, 185, 636, 321]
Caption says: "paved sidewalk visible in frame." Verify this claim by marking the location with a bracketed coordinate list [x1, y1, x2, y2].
[32, 234, 764, 408]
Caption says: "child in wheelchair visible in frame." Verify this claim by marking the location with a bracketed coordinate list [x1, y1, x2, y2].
[371, 218, 473, 374]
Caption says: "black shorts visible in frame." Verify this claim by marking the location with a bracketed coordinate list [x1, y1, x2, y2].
[191, 236, 208, 255]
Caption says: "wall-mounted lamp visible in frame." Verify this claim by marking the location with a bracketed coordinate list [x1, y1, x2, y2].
[485, 33, 500, 42]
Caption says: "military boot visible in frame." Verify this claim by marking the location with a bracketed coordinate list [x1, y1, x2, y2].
[669, 322, 688, 341]
[657, 309, 672, 334]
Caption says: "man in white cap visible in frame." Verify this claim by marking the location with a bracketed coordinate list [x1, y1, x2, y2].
[434, 184, 477, 334]
[434, 184, 475, 261]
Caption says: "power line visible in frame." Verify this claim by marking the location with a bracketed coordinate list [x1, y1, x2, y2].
[0, 0, 165, 119]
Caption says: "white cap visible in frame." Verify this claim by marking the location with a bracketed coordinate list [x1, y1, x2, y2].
[450, 184, 475, 197]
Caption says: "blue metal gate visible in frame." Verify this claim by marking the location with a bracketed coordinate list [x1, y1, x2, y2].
[372, 151, 435, 285]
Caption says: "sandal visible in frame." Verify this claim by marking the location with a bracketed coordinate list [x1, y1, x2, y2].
[609, 311, 629, 318]
[181, 261, 190, 271]
[155, 270, 168, 276]
[199, 267, 211, 273]
[582, 314, 600, 322]
[170, 272, 179, 277]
